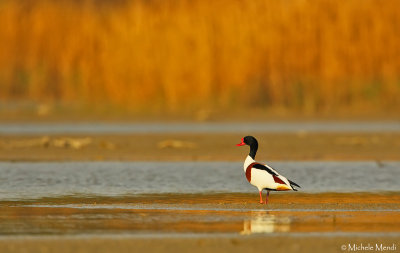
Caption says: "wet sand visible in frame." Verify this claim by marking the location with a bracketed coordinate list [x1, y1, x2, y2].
[1, 132, 400, 161]
[1, 235, 399, 253]
[1, 193, 399, 253]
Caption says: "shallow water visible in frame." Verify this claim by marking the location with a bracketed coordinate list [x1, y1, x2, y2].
[1, 160, 399, 237]
[1, 205, 399, 236]
[1, 193, 399, 237]
[0, 121, 399, 135]
[0, 161, 399, 200]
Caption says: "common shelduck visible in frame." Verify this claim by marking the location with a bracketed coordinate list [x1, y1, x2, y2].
[236, 136, 300, 204]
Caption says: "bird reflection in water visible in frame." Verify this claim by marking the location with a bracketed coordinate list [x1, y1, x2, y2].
[240, 211, 291, 235]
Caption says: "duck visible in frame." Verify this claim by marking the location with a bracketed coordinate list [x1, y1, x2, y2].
[236, 136, 300, 204]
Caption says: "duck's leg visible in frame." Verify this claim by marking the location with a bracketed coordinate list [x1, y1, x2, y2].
[259, 191, 263, 204]
[265, 190, 270, 205]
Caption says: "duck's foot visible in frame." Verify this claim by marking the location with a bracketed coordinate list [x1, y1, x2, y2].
[259, 191, 263, 204]
[265, 190, 270, 205]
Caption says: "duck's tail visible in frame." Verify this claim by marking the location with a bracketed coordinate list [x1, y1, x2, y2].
[288, 179, 301, 191]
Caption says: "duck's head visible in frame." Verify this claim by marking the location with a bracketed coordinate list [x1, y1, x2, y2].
[236, 136, 258, 147]
[236, 136, 259, 159]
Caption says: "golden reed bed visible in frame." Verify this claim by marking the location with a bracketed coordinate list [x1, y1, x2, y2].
[1, 0, 399, 114]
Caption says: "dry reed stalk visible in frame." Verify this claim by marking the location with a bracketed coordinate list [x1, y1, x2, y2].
[0, 0, 399, 114]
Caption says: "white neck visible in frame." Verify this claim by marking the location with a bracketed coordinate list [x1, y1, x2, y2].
[243, 155, 255, 172]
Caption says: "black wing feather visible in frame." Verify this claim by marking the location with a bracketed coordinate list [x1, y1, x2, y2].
[252, 163, 278, 176]
[288, 179, 301, 189]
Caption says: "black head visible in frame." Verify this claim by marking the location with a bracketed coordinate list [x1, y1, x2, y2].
[236, 136, 259, 159]
[236, 136, 258, 147]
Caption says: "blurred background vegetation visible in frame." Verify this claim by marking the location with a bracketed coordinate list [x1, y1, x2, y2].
[1, 0, 399, 120]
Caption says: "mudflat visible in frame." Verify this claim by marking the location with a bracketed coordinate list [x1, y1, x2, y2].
[1, 236, 398, 253]
[1, 132, 399, 161]
[1, 193, 399, 253]
[1, 131, 399, 253]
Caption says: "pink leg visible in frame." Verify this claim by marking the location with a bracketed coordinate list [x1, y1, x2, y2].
[265, 190, 270, 205]
[259, 191, 263, 204]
